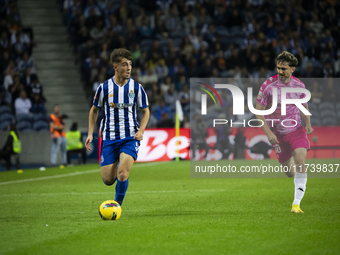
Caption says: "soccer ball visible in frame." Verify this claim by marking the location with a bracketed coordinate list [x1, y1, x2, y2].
[99, 200, 122, 220]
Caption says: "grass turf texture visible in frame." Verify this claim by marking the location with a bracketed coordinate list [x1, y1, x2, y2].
[0, 159, 339, 255]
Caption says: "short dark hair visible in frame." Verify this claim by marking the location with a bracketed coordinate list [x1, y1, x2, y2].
[110, 48, 133, 65]
[275, 51, 298, 67]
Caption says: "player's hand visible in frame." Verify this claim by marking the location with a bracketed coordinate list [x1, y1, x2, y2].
[266, 131, 279, 145]
[85, 135, 93, 151]
[133, 131, 143, 141]
[305, 125, 314, 135]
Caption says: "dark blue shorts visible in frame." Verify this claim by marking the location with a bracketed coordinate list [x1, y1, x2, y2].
[100, 137, 140, 167]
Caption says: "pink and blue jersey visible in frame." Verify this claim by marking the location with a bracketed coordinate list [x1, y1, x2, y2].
[93, 77, 149, 141]
[256, 75, 307, 135]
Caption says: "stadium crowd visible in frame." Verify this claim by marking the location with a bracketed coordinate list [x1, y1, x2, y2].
[60, 0, 340, 127]
[0, 0, 49, 131]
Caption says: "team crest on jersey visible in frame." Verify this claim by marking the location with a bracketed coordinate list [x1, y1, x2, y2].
[129, 90, 135, 99]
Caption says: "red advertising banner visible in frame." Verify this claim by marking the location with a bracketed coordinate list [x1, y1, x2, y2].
[98, 128, 191, 162]
[98, 127, 340, 162]
[202, 126, 340, 160]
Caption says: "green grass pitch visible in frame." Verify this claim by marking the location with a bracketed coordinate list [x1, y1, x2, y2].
[0, 159, 339, 255]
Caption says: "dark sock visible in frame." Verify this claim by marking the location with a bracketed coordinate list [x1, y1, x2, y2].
[115, 178, 129, 205]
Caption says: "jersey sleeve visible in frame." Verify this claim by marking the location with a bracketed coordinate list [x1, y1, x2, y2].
[137, 84, 149, 109]
[256, 81, 269, 107]
[93, 83, 104, 108]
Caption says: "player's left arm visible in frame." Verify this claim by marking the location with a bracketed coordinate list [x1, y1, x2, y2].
[134, 107, 150, 141]
[300, 104, 313, 135]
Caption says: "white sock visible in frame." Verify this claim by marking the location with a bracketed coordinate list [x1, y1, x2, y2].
[293, 172, 307, 206]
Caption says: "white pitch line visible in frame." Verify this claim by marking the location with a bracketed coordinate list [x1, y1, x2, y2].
[0, 162, 169, 186]
[0, 189, 227, 197]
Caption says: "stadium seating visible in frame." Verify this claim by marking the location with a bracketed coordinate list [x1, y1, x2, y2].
[33, 120, 50, 131]
[140, 39, 154, 52]
[16, 113, 33, 123]
[16, 121, 33, 132]
[320, 109, 337, 119]
[319, 102, 335, 112]
[0, 105, 12, 115]
[311, 117, 321, 126]
[336, 102, 340, 112]
[33, 113, 49, 122]
[0, 120, 12, 131]
[321, 117, 337, 126]
[0, 113, 15, 123]
[308, 102, 317, 111]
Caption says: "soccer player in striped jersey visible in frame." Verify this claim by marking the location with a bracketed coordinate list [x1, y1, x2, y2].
[85, 48, 150, 206]
[255, 51, 313, 213]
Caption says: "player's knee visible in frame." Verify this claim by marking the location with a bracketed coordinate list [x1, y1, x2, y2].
[295, 160, 305, 172]
[117, 169, 129, 181]
[102, 177, 115, 186]
[286, 172, 295, 178]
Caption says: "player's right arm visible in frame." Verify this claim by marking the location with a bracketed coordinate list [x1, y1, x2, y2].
[86, 83, 104, 151]
[255, 103, 279, 145]
[85, 105, 99, 151]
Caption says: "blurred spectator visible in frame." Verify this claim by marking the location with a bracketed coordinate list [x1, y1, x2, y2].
[306, 38, 321, 61]
[29, 75, 44, 100]
[154, 58, 169, 83]
[160, 76, 174, 94]
[49, 104, 67, 167]
[0, 31, 11, 54]
[17, 52, 35, 74]
[183, 12, 197, 34]
[154, 100, 172, 122]
[147, 83, 163, 107]
[21, 68, 33, 88]
[31, 93, 46, 114]
[3, 66, 15, 91]
[179, 84, 190, 115]
[139, 66, 158, 89]
[197, 7, 212, 29]
[66, 122, 87, 165]
[310, 14, 324, 38]
[213, 121, 234, 159]
[0, 123, 21, 170]
[8, 75, 22, 101]
[92, 73, 105, 97]
[90, 19, 107, 41]
[164, 83, 178, 107]
[0, 87, 12, 106]
[14, 90, 31, 115]
[157, 112, 175, 128]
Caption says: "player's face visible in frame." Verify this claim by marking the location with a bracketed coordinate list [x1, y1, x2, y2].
[115, 58, 132, 80]
[276, 62, 295, 83]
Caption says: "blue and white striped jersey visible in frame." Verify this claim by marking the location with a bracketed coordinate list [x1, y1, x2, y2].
[93, 77, 149, 141]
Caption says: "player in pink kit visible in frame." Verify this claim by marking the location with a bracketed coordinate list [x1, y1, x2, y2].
[255, 51, 313, 213]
